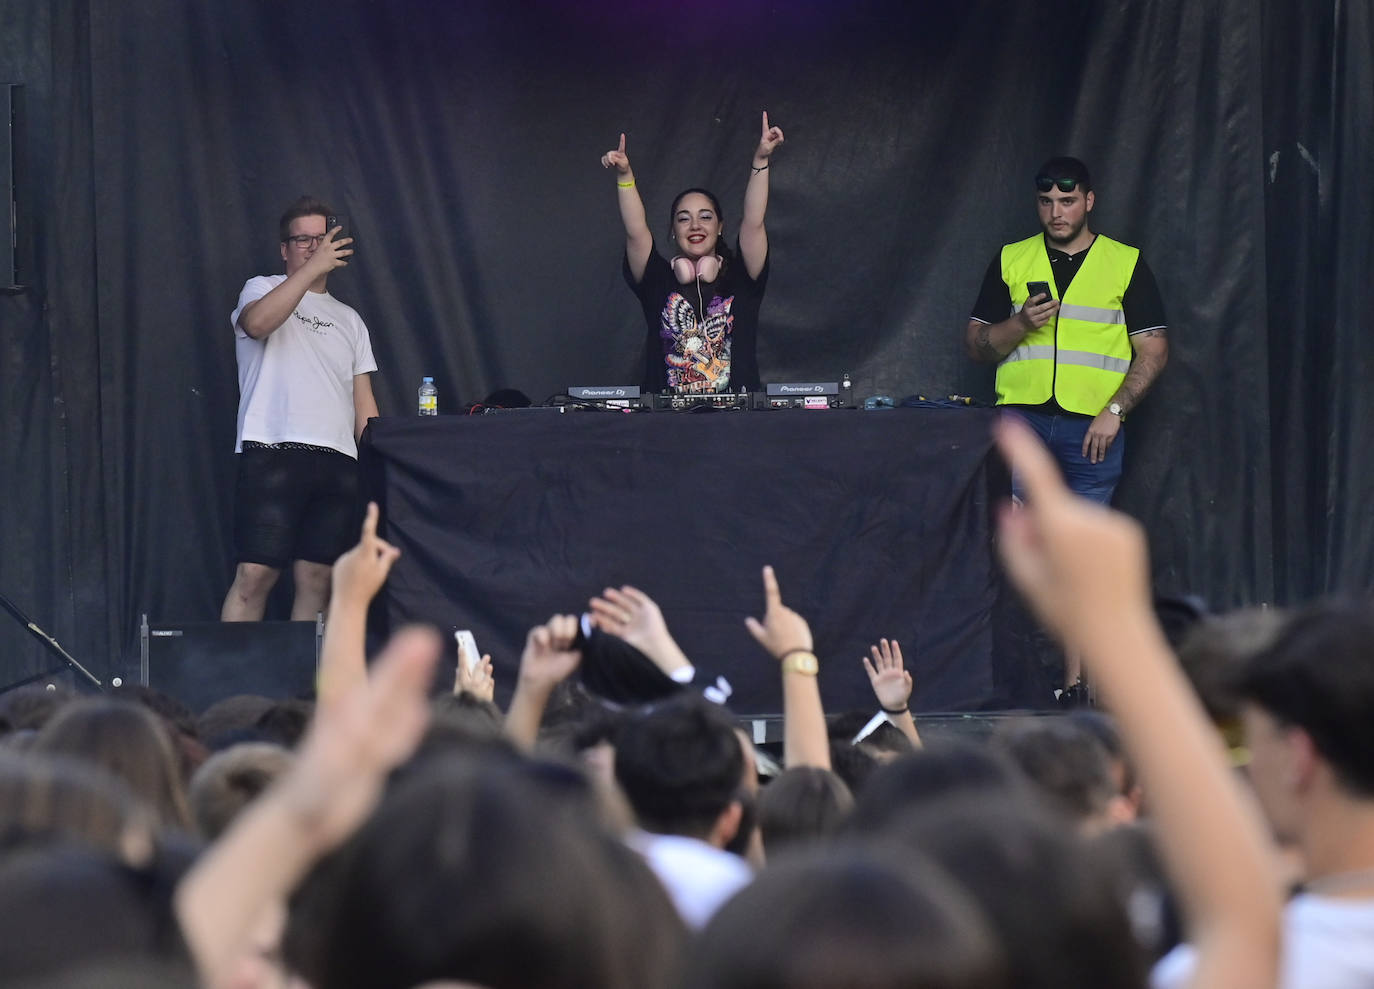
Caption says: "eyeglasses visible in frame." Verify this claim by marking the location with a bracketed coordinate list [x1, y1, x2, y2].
[1035, 175, 1081, 193]
[286, 234, 327, 248]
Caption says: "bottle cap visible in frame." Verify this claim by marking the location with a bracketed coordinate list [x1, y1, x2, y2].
[422, 376, 434, 383]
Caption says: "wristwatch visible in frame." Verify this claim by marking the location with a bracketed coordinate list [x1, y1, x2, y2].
[780, 651, 819, 676]
[1107, 402, 1124, 417]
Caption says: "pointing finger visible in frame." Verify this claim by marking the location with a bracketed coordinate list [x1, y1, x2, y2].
[360, 501, 379, 541]
[760, 565, 782, 610]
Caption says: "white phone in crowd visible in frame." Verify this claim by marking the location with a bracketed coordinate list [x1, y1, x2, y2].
[454, 629, 481, 674]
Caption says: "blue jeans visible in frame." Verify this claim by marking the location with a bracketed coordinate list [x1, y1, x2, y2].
[1005, 407, 1124, 505]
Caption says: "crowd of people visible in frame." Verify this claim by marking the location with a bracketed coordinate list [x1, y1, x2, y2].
[2, 419, 1370, 987]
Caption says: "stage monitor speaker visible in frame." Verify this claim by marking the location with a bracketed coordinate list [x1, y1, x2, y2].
[139, 615, 321, 713]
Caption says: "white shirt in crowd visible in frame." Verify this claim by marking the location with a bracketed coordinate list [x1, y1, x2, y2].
[1153, 893, 1374, 989]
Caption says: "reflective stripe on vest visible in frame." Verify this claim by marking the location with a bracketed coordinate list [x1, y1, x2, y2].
[995, 234, 1139, 416]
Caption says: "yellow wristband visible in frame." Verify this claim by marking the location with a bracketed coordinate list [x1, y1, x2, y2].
[779, 650, 819, 676]
[617, 179, 635, 188]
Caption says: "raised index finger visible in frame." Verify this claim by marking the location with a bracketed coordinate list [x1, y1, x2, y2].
[761, 110, 770, 134]
[761, 564, 782, 609]
[618, 132, 626, 154]
[359, 501, 380, 541]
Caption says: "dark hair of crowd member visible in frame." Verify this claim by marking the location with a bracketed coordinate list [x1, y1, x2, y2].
[0, 845, 196, 985]
[0, 751, 154, 862]
[33, 699, 192, 831]
[613, 695, 744, 839]
[990, 717, 1119, 826]
[286, 752, 685, 989]
[186, 742, 292, 842]
[857, 791, 1147, 989]
[680, 843, 1008, 989]
[845, 739, 1027, 835]
[758, 766, 853, 856]
[1237, 597, 1374, 796]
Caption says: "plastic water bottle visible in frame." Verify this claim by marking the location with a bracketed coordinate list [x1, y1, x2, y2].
[418, 376, 438, 416]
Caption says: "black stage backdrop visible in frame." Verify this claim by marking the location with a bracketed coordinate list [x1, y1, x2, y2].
[0, 1, 1370, 689]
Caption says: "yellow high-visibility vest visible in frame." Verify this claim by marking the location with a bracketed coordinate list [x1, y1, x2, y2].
[995, 234, 1138, 415]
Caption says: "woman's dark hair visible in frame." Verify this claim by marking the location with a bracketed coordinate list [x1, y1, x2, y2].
[668, 187, 734, 268]
[846, 740, 1027, 834]
[0, 752, 155, 862]
[33, 699, 192, 831]
[0, 845, 193, 984]
[758, 766, 853, 856]
[681, 842, 1007, 989]
[860, 792, 1147, 989]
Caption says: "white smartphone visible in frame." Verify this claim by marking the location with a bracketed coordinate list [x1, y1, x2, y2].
[454, 629, 481, 674]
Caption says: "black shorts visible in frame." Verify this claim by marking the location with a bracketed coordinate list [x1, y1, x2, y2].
[233, 444, 360, 569]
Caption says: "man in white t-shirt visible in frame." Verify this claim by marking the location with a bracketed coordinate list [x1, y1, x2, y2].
[1153, 600, 1374, 989]
[220, 197, 379, 622]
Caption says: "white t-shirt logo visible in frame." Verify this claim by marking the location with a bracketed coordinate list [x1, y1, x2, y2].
[293, 310, 335, 335]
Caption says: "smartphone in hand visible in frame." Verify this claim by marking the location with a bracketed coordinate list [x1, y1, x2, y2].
[326, 213, 351, 245]
[454, 629, 481, 674]
[1025, 280, 1053, 305]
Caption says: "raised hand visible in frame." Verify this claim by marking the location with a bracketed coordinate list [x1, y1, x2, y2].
[517, 614, 583, 689]
[744, 565, 813, 660]
[281, 625, 437, 850]
[588, 585, 691, 676]
[331, 502, 400, 610]
[600, 132, 632, 175]
[755, 111, 785, 162]
[454, 640, 495, 702]
[862, 638, 913, 712]
[306, 225, 354, 275]
[173, 625, 439, 987]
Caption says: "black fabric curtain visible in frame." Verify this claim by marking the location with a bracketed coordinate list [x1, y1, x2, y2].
[0, 0, 1369, 688]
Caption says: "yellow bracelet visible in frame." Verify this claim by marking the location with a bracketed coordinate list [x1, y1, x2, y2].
[617, 179, 635, 188]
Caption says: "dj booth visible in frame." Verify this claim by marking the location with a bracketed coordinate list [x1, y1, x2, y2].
[359, 404, 1034, 715]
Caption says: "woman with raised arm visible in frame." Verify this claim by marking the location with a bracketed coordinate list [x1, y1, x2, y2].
[601, 112, 784, 394]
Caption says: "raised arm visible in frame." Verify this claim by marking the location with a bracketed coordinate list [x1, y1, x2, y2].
[862, 638, 922, 748]
[175, 625, 438, 988]
[237, 226, 352, 340]
[744, 566, 829, 770]
[601, 133, 654, 283]
[317, 502, 401, 703]
[995, 418, 1279, 989]
[739, 111, 784, 280]
[503, 614, 582, 752]
[589, 585, 693, 679]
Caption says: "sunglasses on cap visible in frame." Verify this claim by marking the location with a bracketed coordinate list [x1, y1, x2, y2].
[1036, 175, 1082, 193]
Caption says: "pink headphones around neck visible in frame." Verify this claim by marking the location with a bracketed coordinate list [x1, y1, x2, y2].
[671, 254, 722, 284]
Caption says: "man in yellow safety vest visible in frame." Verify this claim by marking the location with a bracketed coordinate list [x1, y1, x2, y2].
[966, 157, 1169, 701]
